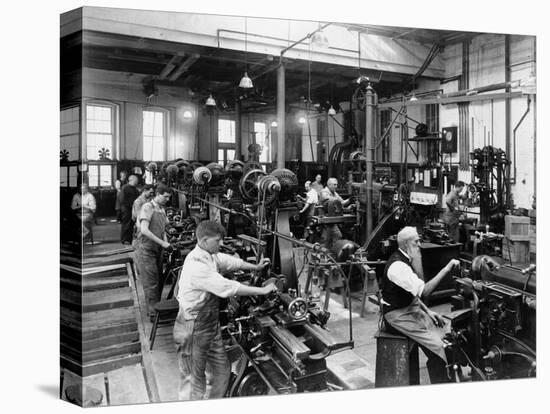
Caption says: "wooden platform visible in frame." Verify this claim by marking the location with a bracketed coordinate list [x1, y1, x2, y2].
[60, 260, 142, 378]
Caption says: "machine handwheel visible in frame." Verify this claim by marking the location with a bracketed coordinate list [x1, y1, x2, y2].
[239, 169, 267, 202]
[288, 298, 308, 320]
[236, 372, 269, 396]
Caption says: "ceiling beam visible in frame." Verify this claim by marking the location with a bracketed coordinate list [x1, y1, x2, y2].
[159, 52, 185, 80]
[168, 54, 200, 81]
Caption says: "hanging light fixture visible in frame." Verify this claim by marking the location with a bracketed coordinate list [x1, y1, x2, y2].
[271, 121, 278, 128]
[409, 93, 418, 102]
[205, 94, 216, 107]
[328, 105, 337, 116]
[239, 17, 253, 89]
[311, 23, 329, 49]
[298, 116, 306, 124]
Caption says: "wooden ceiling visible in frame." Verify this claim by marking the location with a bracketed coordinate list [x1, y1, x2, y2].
[61, 25, 476, 113]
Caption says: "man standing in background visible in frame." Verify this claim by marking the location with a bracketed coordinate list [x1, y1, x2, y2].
[120, 174, 140, 245]
[114, 170, 128, 223]
[443, 181, 466, 243]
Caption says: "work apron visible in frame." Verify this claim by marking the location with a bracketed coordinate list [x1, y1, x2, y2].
[173, 292, 230, 400]
[383, 297, 448, 363]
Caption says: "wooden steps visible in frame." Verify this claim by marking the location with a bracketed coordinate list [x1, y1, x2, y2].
[60, 261, 142, 378]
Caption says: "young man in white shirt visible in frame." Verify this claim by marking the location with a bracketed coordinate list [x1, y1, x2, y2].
[174, 220, 277, 400]
[380, 226, 459, 383]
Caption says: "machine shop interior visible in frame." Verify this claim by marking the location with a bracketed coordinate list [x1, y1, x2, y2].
[59, 5, 538, 407]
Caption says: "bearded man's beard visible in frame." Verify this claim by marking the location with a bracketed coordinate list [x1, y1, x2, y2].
[409, 248, 425, 280]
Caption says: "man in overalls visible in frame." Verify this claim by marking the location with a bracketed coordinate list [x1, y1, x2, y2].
[380, 226, 460, 383]
[135, 184, 173, 319]
[443, 180, 466, 243]
[174, 220, 277, 400]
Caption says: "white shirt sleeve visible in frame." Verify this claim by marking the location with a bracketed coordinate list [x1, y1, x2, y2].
[306, 190, 318, 205]
[387, 261, 425, 297]
[214, 253, 248, 273]
[188, 260, 240, 298]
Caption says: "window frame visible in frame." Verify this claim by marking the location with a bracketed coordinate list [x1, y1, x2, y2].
[217, 117, 236, 166]
[142, 106, 169, 162]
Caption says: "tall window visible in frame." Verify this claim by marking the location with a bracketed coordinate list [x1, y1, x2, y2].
[60, 107, 80, 161]
[86, 104, 114, 160]
[143, 109, 166, 161]
[218, 119, 236, 165]
[254, 122, 270, 163]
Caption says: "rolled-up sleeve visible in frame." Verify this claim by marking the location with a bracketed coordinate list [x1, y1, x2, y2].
[387, 261, 425, 297]
[190, 261, 240, 298]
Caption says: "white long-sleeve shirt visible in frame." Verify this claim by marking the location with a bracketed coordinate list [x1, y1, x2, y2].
[71, 192, 96, 213]
[386, 249, 425, 297]
[176, 245, 246, 319]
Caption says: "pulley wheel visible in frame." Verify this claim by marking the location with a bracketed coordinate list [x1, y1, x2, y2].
[239, 168, 267, 202]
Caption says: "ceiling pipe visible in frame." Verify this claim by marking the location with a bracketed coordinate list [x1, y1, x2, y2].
[279, 23, 332, 63]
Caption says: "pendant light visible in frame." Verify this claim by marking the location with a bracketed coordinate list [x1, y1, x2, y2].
[328, 105, 337, 116]
[239, 17, 253, 89]
[205, 94, 216, 107]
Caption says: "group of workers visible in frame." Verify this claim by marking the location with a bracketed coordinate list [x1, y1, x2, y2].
[68, 171, 470, 398]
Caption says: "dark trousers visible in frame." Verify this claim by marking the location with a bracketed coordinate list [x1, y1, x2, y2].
[120, 207, 134, 243]
[136, 247, 163, 315]
[420, 346, 450, 384]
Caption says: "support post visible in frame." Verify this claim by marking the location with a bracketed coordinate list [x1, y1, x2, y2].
[277, 64, 286, 169]
[365, 84, 376, 237]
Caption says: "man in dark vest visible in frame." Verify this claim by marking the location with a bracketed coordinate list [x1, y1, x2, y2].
[380, 226, 460, 383]
[120, 174, 140, 244]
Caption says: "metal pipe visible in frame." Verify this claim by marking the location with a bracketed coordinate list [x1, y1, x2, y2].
[365, 84, 375, 237]
[277, 64, 286, 169]
[512, 97, 532, 183]
[235, 98, 242, 161]
[505, 35, 512, 196]
[279, 23, 332, 62]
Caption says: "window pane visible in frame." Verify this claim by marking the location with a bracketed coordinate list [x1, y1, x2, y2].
[218, 119, 236, 143]
[60, 166, 68, 187]
[87, 133, 112, 160]
[69, 166, 78, 187]
[88, 165, 99, 187]
[218, 149, 225, 165]
[86, 104, 113, 160]
[143, 110, 166, 161]
[99, 165, 112, 187]
[227, 149, 235, 161]
[61, 107, 80, 161]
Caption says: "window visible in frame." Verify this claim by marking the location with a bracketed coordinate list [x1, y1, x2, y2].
[88, 165, 113, 188]
[218, 119, 236, 166]
[218, 119, 236, 144]
[254, 122, 271, 163]
[60, 107, 80, 161]
[86, 104, 114, 160]
[143, 109, 167, 161]
[60, 166, 78, 187]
